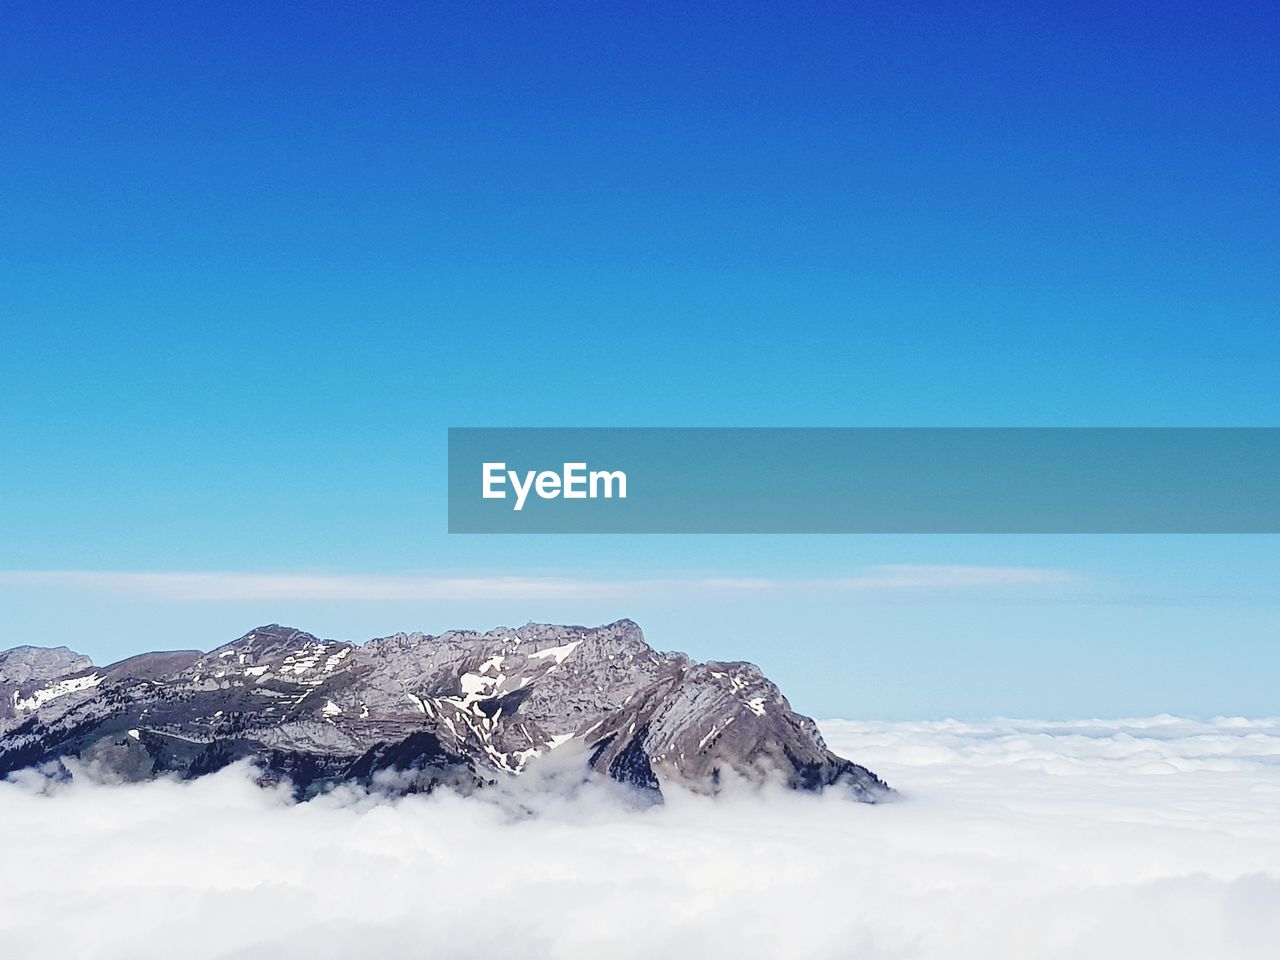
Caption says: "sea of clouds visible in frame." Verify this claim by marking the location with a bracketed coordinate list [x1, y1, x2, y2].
[2, 715, 1277, 959]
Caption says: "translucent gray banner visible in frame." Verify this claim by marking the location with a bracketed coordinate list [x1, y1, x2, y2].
[447, 428, 1280, 533]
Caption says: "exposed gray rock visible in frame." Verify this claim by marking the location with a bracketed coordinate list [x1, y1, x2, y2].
[1, 645, 98, 733]
[0, 645, 93, 685]
[0, 620, 890, 802]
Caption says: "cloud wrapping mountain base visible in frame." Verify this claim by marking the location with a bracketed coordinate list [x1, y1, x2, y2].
[2, 717, 1278, 960]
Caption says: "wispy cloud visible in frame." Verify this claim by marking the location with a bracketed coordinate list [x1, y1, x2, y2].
[817, 564, 1076, 590]
[0, 565, 1076, 601]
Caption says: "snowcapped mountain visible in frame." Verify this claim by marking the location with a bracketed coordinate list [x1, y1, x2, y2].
[0, 620, 889, 801]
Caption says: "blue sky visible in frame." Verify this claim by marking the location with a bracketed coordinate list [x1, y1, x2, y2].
[1, 2, 1277, 718]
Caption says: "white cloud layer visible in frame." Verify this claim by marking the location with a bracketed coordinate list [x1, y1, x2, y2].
[0, 564, 1074, 601]
[2, 715, 1277, 959]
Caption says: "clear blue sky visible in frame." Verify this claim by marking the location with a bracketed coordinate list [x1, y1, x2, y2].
[1, 2, 1277, 719]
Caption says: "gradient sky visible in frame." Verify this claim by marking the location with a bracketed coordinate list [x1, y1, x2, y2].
[2, 2, 1277, 719]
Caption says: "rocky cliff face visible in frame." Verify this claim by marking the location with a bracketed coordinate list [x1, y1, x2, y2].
[0, 620, 889, 802]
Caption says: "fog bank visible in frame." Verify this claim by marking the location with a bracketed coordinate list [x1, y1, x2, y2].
[2, 716, 1277, 959]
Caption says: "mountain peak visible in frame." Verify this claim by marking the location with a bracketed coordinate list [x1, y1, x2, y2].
[0, 620, 889, 803]
[0, 645, 94, 684]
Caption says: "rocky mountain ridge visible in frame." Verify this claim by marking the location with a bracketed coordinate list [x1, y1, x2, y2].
[0, 620, 889, 802]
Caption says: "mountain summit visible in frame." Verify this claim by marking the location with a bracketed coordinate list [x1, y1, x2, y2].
[0, 620, 889, 801]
